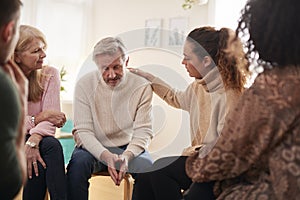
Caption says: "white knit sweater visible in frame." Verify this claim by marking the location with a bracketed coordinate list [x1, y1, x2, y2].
[73, 69, 153, 160]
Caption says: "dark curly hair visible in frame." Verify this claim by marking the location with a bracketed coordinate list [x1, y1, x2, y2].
[187, 26, 249, 92]
[236, 0, 300, 67]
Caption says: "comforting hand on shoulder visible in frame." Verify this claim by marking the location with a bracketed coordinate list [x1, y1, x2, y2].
[127, 67, 155, 81]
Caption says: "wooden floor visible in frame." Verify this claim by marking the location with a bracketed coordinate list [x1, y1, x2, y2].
[14, 176, 125, 200]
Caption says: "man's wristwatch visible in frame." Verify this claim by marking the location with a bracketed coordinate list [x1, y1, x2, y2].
[25, 141, 38, 149]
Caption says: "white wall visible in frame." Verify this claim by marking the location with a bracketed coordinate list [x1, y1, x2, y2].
[90, 0, 209, 44]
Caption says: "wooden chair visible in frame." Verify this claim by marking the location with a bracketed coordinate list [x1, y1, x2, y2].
[44, 189, 49, 200]
[92, 171, 134, 200]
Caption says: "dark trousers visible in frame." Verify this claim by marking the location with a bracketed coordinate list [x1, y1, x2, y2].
[134, 156, 191, 200]
[183, 182, 215, 200]
[134, 156, 215, 200]
[23, 136, 66, 200]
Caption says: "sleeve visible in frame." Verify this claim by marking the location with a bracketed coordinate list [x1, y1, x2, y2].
[125, 84, 154, 156]
[0, 71, 22, 197]
[151, 77, 192, 111]
[73, 80, 107, 160]
[29, 67, 61, 136]
[186, 85, 277, 182]
[25, 115, 34, 132]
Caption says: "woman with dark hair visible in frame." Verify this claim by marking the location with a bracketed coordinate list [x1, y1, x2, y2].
[185, 0, 300, 199]
[130, 26, 249, 200]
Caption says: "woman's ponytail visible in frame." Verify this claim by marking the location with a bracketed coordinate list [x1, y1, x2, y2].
[217, 28, 249, 92]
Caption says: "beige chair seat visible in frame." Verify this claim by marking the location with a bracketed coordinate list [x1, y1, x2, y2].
[92, 171, 134, 200]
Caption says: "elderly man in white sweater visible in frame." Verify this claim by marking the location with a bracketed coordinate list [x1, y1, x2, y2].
[66, 37, 154, 200]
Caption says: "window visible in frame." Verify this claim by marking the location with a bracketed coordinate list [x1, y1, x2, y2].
[213, 0, 247, 30]
[21, 0, 92, 99]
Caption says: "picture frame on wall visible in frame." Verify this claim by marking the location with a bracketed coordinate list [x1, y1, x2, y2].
[145, 18, 162, 47]
[168, 17, 188, 46]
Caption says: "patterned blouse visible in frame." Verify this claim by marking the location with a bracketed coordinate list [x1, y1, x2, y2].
[186, 66, 300, 200]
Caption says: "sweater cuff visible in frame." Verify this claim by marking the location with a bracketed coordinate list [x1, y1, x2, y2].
[122, 151, 134, 162]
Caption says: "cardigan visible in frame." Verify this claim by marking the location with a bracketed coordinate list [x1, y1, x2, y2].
[186, 66, 300, 199]
[73, 69, 153, 160]
[25, 66, 61, 136]
[149, 67, 241, 156]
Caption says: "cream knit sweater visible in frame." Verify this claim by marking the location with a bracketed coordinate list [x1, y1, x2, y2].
[73, 70, 153, 160]
[149, 67, 241, 156]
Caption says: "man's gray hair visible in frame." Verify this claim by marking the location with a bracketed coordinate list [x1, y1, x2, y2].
[93, 37, 127, 62]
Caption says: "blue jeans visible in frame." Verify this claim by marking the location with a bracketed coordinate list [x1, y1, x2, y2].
[23, 136, 67, 200]
[66, 146, 153, 200]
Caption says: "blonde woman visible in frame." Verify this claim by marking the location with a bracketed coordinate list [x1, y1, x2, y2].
[14, 25, 67, 200]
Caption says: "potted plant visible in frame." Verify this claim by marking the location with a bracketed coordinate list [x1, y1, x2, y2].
[182, 0, 208, 10]
[60, 66, 67, 92]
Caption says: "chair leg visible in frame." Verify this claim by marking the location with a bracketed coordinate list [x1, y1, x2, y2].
[44, 188, 49, 200]
[123, 174, 134, 200]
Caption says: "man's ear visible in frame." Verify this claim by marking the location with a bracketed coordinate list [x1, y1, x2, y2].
[203, 56, 212, 68]
[2, 21, 15, 43]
